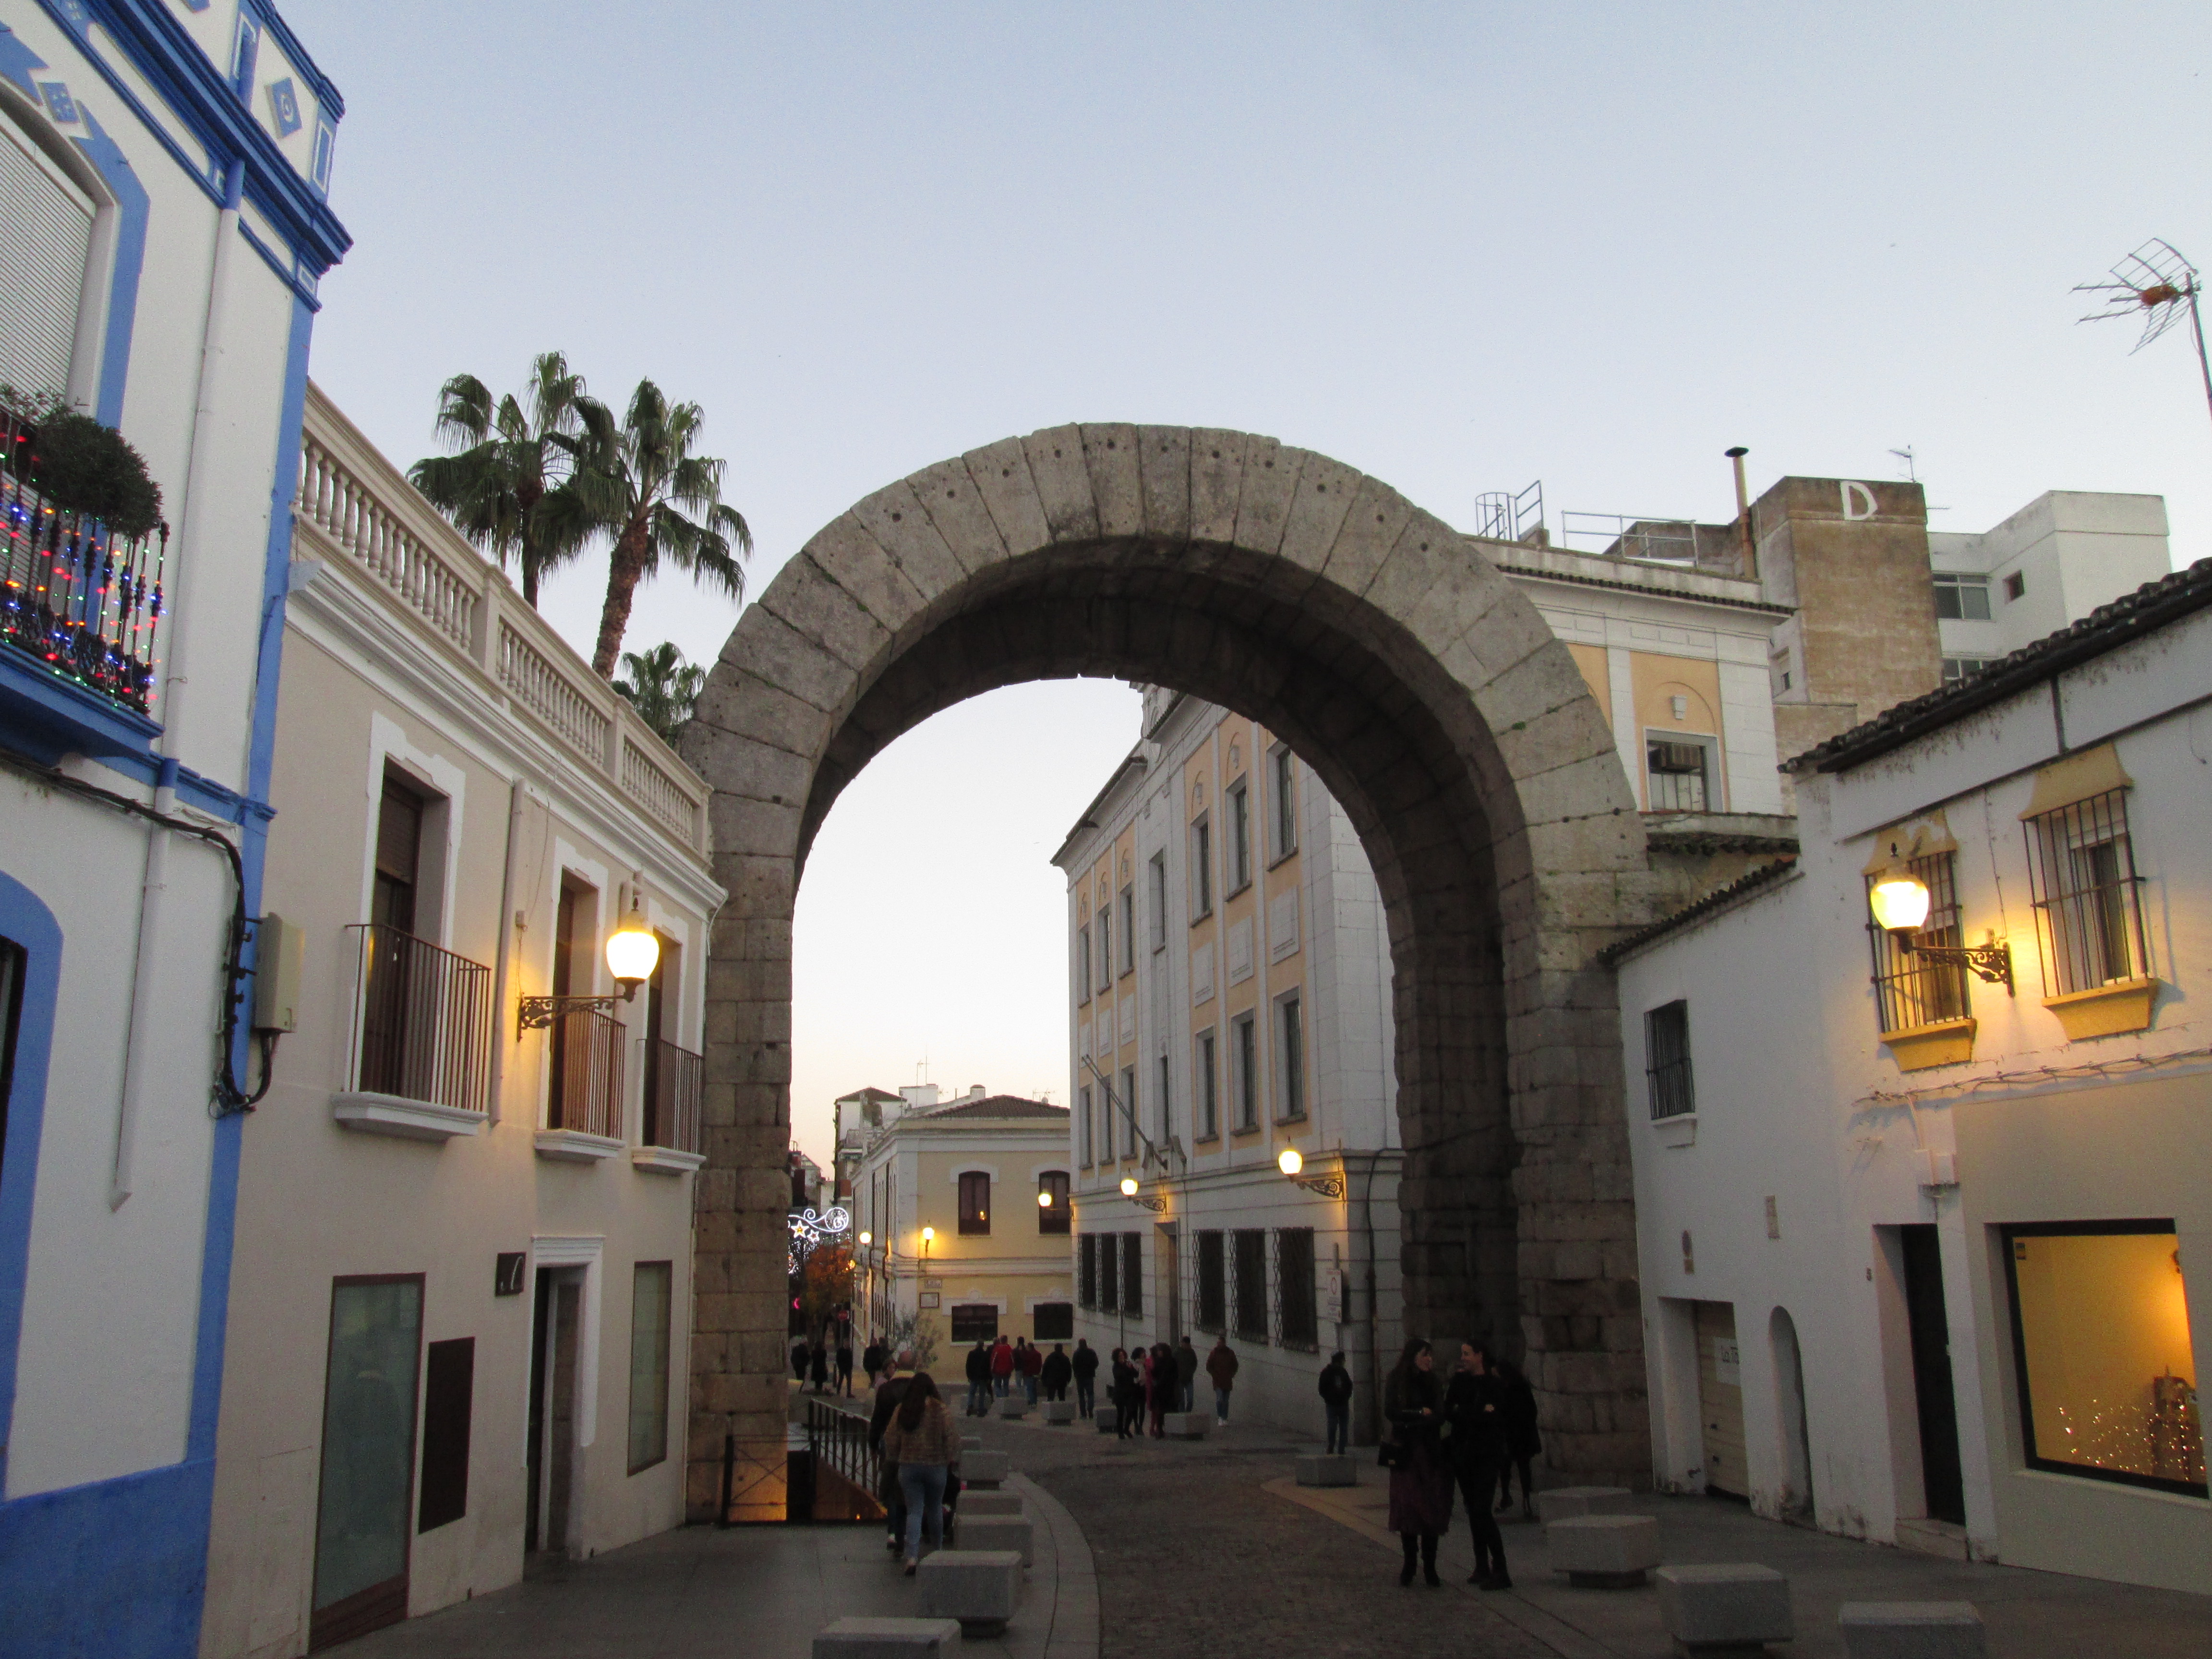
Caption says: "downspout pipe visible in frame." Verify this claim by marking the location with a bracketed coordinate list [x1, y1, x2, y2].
[485, 778, 534, 1123]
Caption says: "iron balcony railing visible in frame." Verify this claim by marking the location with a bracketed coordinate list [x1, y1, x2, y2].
[348, 925, 492, 1113]
[548, 1005, 625, 1140]
[1, 405, 169, 716]
[805, 1397, 881, 1511]
[641, 1036, 703, 1154]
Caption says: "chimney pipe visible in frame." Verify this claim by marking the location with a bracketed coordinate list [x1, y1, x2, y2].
[1725, 446, 1756, 581]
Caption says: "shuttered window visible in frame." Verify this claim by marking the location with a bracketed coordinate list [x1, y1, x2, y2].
[0, 120, 94, 401]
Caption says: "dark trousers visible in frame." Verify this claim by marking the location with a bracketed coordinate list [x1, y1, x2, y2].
[1497, 1453, 1536, 1510]
[1457, 1462, 1508, 1577]
[1398, 1532, 1439, 1581]
[1045, 1382, 1067, 1402]
[1324, 1401, 1350, 1454]
[1076, 1377, 1094, 1416]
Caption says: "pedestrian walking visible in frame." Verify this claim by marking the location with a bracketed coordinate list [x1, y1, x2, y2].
[1147, 1342, 1176, 1436]
[1041, 1342, 1072, 1402]
[791, 1336, 809, 1383]
[1383, 1337, 1453, 1586]
[862, 1337, 887, 1387]
[1491, 1355, 1541, 1520]
[1318, 1349, 1354, 1454]
[964, 1339, 992, 1417]
[1176, 1334, 1199, 1412]
[1072, 1337, 1099, 1418]
[835, 1336, 854, 1397]
[881, 1373, 961, 1574]
[1110, 1348, 1140, 1440]
[1445, 1341, 1512, 1589]
[1020, 1336, 1043, 1404]
[868, 1350, 916, 1553]
[1206, 1335, 1239, 1424]
[989, 1334, 1015, 1398]
[808, 1338, 829, 1395]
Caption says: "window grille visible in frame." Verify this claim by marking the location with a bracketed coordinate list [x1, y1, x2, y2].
[1195, 1231, 1226, 1333]
[1645, 740, 1709, 813]
[1644, 1000, 1694, 1119]
[1231, 1229, 1269, 1343]
[1098, 1232, 1118, 1312]
[2024, 788, 2146, 995]
[1864, 853, 1970, 1031]
[1274, 1228, 1318, 1351]
[1121, 1233, 1143, 1319]
[1078, 1234, 1097, 1308]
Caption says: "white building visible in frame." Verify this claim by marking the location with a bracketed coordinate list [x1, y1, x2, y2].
[198, 386, 720, 1654]
[1610, 560, 2209, 1591]
[0, 6, 347, 1652]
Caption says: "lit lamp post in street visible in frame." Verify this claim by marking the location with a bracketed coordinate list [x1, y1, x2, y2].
[1867, 857, 2014, 990]
[857, 1231, 873, 1349]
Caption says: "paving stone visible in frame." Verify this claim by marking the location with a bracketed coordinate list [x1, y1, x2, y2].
[811, 1616, 962, 1659]
[1548, 1513, 1661, 1588]
[915, 1549, 1024, 1636]
[956, 1512, 1034, 1566]
[1534, 1484, 1637, 1522]
[1838, 1602, 1986, 1659]
[1295, 1454, 1358, 1487]
[1658, 1563, 1794, 1653]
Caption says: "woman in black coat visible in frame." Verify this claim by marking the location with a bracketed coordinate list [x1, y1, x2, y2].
[1147, 1343, 1178, 1437]
[1110, 1348, 1141, 1440]
[1444, 1341, 1512, 1589]
[1382, 1337, 1454, 1586]
[1491, 1356, 1541, 1520]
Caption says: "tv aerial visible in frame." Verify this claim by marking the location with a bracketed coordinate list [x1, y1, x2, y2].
[2073, 239, 2212, 430]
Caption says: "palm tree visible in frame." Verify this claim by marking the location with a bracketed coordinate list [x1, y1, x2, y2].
[408, 352, 594, 608]
[570, 379, 751, 678]
[613, 641, 705, 746]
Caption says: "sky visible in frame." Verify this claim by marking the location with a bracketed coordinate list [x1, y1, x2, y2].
[281, 1, 2212, 1166]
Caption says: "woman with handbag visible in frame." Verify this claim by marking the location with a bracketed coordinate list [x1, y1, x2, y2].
[1381, 1337, 1454, 1586]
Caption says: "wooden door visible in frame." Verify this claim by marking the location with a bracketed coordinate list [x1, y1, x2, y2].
[1694, 1300, 1748, 1499]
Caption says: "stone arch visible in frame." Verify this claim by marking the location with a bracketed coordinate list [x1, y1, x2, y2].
[682, 424, 1657, 1518]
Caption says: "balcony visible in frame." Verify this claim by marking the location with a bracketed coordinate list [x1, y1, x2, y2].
[537, 1006, 626, 1162]
[635, 1036, 705, 1174]
[333, 925, 493, 1141]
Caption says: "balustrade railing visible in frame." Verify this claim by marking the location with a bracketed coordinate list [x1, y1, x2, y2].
[642, 1036, 703, 1154]
[348, 924, 493, 1114]
[548, 1005, 625, 1140]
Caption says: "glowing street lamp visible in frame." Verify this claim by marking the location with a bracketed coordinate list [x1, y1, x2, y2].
[1866, 855, 2013, 989]
[1278, 1143, 1346, 1198]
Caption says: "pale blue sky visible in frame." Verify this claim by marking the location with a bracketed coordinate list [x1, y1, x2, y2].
[283, 1, 2211, 1163]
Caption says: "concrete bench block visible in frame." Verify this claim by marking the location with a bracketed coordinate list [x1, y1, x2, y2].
[1296, 1454, 1358, 1487]
[961, 1435, 983, 1451]
[961, 1489, 1024, 1517]
[813, 1616, 963, 1659]
[1094, 1407, 1120, 1433]
[1548, 1514, 1661, 1588]
[1042, 1400, 1077, 1423]
[957, 1511, 1034, 1565]
[916, 1549, 1024, 1636]
[997, 1397, 1031, 1419]
[1534, 1484, 1637, 1523]
[961, 1449, 1010, 1487]
[1161, 1410, 1211, 1439]
[1658, 1563, 1793, 1654]
[1838, 1603, 1985, 1659]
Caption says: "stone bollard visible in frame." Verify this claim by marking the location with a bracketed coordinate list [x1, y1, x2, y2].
[1160, 1410, 1211, 1439]
[1838, 1602, 1986, 1659]
[812, 1616, 963, 1659]
[916, 1550, 1024, 1637]
[1295, 1453, 1358, 1487]
[962, 1490, 1024, 1517]
[1533, 1485, 1637, 1524]
[1547, 1514, 1661, 1588]
[961, 1435, 983, 1452]
[1042, 1400, 1077, 1424]
[961, 1449, 1010, 1489]
[958, 1512, 1034, 1566]
[998, 1397, 1031, 1420]
[1657, 1563, 1794, 1655]
[1094, 1406, 1120, 1434]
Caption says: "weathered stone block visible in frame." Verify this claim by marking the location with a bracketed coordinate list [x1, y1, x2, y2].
[1837, 1603, 1985, 1659]
[1135, 425, 1191, 539]
[906, 457, 1007, 584]
[1657, 1563, 1793, 1653]
[1080, 423, 1144, 538]
[961, 1449, 1010, 1487]
[1188, 429, 1248, 543]
[956, 1511, 1034, 1565]
[812, 1617, 963, 1659]
[1160, 1411, 1210, 1440]
[1041, 1400, 1076, 1424]
[960, 1490, 1023, 1517]
[916, 1550, 1024, 1636]
[1094, 1406, 1120, 1433]
[1547, 1514, 1659, 1587]
[1231, 436, 1297, 555]
[958, 437, 1047, 558]
[1296, 1454, 1358, 1487]
[1021, 425, 1099, 542]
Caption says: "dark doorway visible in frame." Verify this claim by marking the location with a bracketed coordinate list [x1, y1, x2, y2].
[1900, 1224, 1966, 1525]
[524, 1267, 583, 1555]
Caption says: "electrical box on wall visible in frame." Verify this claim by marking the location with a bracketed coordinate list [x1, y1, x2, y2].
[252, 914, 303, 1033]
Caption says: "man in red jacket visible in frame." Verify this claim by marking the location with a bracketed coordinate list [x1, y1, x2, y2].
[989, 1334, 1015, 1398]
[1018, 1336, 1045, 1404]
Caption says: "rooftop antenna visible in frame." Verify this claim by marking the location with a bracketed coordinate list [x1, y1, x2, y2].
[2073, 239, 2212, 435]
[1889, 446, 1917, 482]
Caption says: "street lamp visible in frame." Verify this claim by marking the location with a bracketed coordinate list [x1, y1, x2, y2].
[1037, 1189, 1054, 1209]
[1278, 1144, 1346, 1198]
[518, 877, 662, 1032]
[1119, 1174, 1166, 1214]
[1867, 858, 2013, 990]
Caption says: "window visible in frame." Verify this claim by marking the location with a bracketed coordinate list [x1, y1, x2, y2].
[2004, 571, 2026, 602]
[1033, 1302, 1074, 1342]
[1120, 1067, 1137, 1159]
[1099, 1231, 1118, 1312]
[0, 115, 95, 400]
[1865, 853, 1970, 1032]
[1932, 573, 1992, 621]
[1196, 1231, 1226, 1332]
[1079, 1234, 1097, 1307]
[1190, 816, 1213, 917]
[1645, 1001, 1694, 1119]
[1097, 905, 1113, 991]
[950, 1304, 999, 1344]
[1077, 926, 1091, 1001]
[1195, 1030, 1219, 1141]
[417, 1337, 474, 1532]
[1097, 1083, 1113, 1167]
[1155, 1053, 1172, 1143]
[627, 1262, 671, 1474]
[1226, 781, 1251, 891]
[1275, 994, 1305, 1121]
[1232, 1013, 1258, 1131]
[1275, 1228, 1318, 1351]
[1118, 885, 1135, 976]
[1940, 656, 1990, 686]
[1270, 745, 1298, 861]
[959, 1171, 991, 1235]
[1037, 1170, 1070, 1235]
[2002, 1222, 2202, 1497]
[1078, 1085, 1092, 1166]
[312, 1277, 422, 1643]
[2025, 786, 2146, 994]
[371, 771, 425, 934]
[1645, 737, 1711, 814]
[1232, 1229, 1269, 1342]
[1121, 1233, 1143, 1318]
[1149, 854, 1168, 951]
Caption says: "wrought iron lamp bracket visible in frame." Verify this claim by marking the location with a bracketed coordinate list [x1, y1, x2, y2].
[1127, 1192, 1168, 1213]
[1904, 938, 2014, 994]
[1290, 1173, 1347, 1199]
[517, 991, 629, 1035]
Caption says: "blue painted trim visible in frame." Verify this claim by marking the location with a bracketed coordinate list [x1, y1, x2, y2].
[72, 108, 150, 430]
[0, 871, 62, 1501]
[237, 216, 321, 311]
[0, 649, 163, 763]
[0, 1457, 216, 1659]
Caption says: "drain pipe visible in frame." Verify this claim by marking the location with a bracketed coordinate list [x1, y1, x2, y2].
[110, 161, 244, 1210]
[1358, 1146, 1384, 1443]
[1725, 446, 1757, 582]
[486, 777, 536, 1123]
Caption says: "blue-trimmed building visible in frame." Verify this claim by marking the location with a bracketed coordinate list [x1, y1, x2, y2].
[0, 4, 346, 1654]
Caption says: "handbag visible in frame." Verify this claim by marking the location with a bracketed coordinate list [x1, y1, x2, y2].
[1377, 1438, 1412, 1471]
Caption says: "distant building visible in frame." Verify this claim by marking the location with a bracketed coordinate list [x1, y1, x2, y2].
[847, 1086, 1072, 1367]
[1609, 561, 2210, 1591]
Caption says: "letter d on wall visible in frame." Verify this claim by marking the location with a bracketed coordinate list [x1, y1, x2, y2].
[1839, 481, 1877, 520]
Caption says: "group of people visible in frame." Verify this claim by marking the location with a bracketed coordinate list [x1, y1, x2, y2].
[959, 1334, 1057, 1413]
[1380, 1337, 1541, 1591]
[790, 1331, 856, 1396]
[1098, 1334, 1244, 1435]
